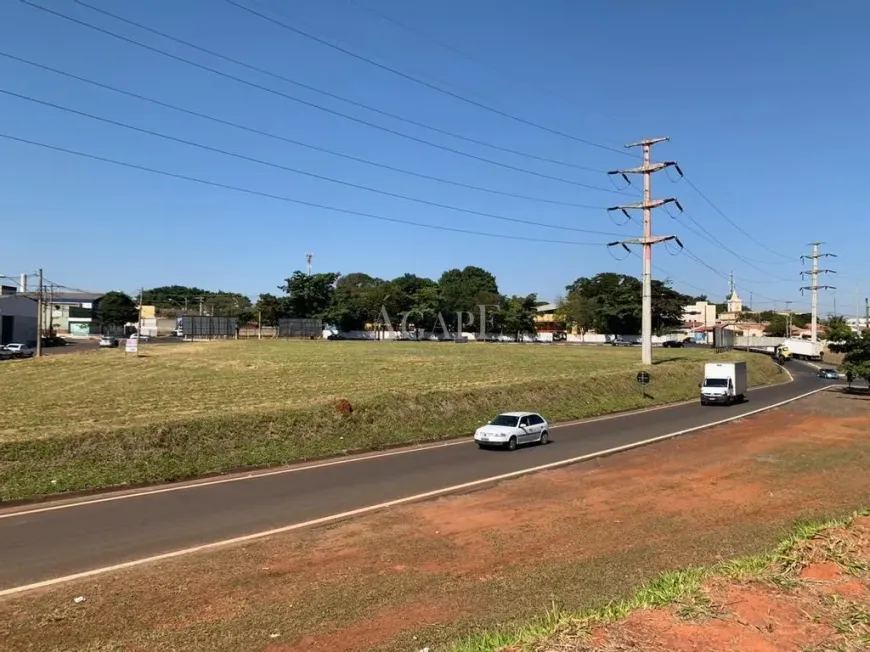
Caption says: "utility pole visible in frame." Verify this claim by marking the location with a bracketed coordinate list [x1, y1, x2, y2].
[607, 137, 683, 366]
[47, 283, 54, 337]
[35, 269, 43, 358]
[799, 242, 836, 343]
[137, 287, 144, 356]
[306, 252, 313, 276]
[784, 300, 792, 337]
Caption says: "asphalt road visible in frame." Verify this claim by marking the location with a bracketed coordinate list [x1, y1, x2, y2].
[0, 361, 825, 591]
[39, 337, 185, 356]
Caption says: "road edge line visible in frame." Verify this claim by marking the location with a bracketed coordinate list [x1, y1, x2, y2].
[0, 383, 827, 599]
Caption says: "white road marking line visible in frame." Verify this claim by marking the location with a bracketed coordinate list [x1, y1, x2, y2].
[0, 363, 797, 519]
[0, 383, 828, 598]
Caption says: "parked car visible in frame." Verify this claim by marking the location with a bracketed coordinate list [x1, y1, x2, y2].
[99, 336, 119, 348]
[128, 332, 151, 342]
[3, 343, 35, 358]
[662, 340, 684, 348]
[817, 368, 839, 380]
[474, 412, 550, 451]
[611, 338, 634, 347]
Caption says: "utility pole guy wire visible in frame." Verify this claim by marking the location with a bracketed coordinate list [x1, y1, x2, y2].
[606, 138, 684, 366]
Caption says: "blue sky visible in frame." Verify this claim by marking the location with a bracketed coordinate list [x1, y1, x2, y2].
[1, 0, 867, 316]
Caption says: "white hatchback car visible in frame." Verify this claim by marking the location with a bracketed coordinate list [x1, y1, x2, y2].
[474, 411, 550, 451]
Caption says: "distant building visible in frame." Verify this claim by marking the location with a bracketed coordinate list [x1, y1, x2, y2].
[682, 300, 717, 331]
[723, 322, 767, 337]
[0, 292, 38, 345]
[534, 302, 563, 333]
[22, 292, 105, 337]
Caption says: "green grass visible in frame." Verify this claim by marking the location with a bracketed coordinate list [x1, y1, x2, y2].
[451, 510, 870, 652]
[0, 341, 785, 501]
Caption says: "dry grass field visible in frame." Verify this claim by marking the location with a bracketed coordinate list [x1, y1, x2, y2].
[0, 341, 785, 501]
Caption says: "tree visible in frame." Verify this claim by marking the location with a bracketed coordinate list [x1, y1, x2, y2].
[254, 293, 287, 327]
[556, 293, 597, 334]
[764, 315, 789, 337]
[561, 272, 691, 335]
[829, 331, 870, 385]
[406, 284, 443, 337]
[651, 280, 694, 334]
[438, 266, 499, 328]
[824, 316, 852, 343]
[141, 285, 252, 317]
[280, 271, 339, 318]
[235, 308, 256, 328]
[327, 273, 385, 331]
[97, 291, 139, 329]
[497, 294, 538, 341]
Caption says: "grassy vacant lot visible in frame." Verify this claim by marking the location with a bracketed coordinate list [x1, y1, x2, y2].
[0, 341, 784, 501]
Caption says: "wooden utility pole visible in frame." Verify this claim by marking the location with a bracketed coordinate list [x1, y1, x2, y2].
[800, 242, 836, 343]
[35, 268, 43, 358]
[607, 137, 684, 366]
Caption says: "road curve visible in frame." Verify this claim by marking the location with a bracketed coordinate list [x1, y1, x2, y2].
[0, 361, 824, 592]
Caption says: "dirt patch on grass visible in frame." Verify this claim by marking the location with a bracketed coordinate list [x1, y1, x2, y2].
[2, 390, 869, 652]
[548, 517, 870, 652]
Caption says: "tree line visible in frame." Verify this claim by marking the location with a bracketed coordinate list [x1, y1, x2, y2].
[92, 269, 696, 337]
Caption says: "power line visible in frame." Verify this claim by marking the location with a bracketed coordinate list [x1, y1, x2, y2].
[342, 0, 625, 131]
[680, 248, 786, 304]
[32, 0, 627, 182]
[224, 0, 633, 158]
[0, 131, 619, 247]
[0, 51, 610, 212]
[636, 250, 789, 307]
[1, 87, 625, 236]
[682, 175, 794, 262]
[670, 211, 794, 283]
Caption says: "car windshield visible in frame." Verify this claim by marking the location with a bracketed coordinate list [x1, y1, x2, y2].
[489, 414, 520, 427]
[703, 378, 729, 387]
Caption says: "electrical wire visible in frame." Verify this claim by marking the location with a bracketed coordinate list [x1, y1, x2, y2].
[0, 132, 619, 247]
[0, 51, 611, 212]
[665, 208, 794, 283]
[1, 88, 628, 237]
[342, 0, 625, 132]
[42, 279, 99, 295]
[36, 0, 628, 179]
[224, 0, 633, 158]
[680, 248, 787, 303]
[682, 175, 794, 262]
[625, 248, 788, 305]
[21, 0, 632, 196]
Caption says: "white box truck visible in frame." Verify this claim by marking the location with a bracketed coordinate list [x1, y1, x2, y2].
[700, 361, 748, 406]
[780, 337, 823, 361]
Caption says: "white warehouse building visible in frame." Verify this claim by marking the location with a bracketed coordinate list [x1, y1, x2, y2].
[0, 288, 39, 346]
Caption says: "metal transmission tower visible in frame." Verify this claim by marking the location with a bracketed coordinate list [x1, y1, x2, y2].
[606, 137, 684, 366]
[305, 252, 313, 276]
[799, 242, 836, 343]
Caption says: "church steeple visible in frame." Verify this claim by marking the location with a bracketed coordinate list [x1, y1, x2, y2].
[726, 271, 743, 313]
